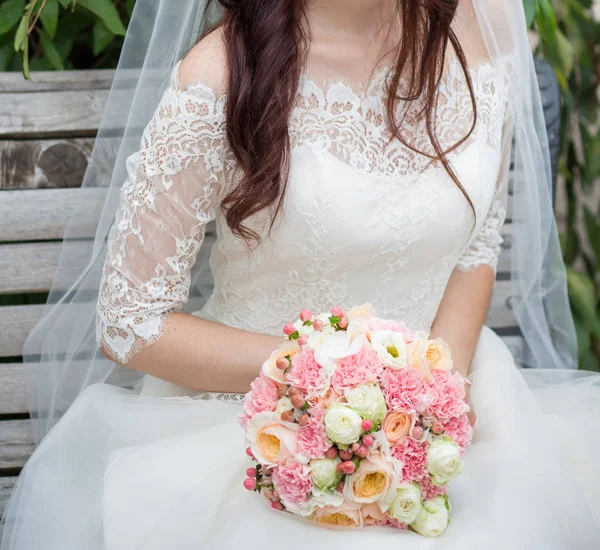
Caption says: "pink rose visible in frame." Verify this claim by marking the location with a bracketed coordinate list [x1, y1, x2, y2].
[315, 500, 363, 529]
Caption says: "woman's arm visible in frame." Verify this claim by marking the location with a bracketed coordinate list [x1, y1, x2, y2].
[429, 265, 495, 379]
[98, 37, 280, 393]
[118, 313, 281, 393]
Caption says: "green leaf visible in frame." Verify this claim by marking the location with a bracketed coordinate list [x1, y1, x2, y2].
[40, 27, 65, 70]
[0, 0, 25, 36]
[13, 13, 29, 52]
[58, 0, 73, 7]
[0, 39, 15, 71]
[126, 0, 135, 17]
[555, 29, 574, 77]
[583, 206, 600, 270]
[567, 266, 599, 339]
[573, 313, 591, 367]
[523, 0, 537, 28]
[40, 0, 59, 38]
[77, 0, 127, 36]
[92, 18, 114, 55]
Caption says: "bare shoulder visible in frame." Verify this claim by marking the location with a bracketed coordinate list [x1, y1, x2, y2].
[177, 27, 228, 93]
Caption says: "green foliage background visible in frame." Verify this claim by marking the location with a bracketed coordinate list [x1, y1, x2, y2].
[1, 0, 599, 369]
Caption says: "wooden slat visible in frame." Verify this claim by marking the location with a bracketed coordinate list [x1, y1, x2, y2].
[0, 364, 31, 415]
[0, 241, 93, 294]
[0, 90, 109, 139]
[0, 420, 34, 471]
[0, 70, 114, 93]
[0, 139, 94, 190]
[0, 188, 106, 240]
[0, 305, 45, 358]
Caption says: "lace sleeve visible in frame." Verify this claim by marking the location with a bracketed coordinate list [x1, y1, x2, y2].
[455, 117, 512, 274]
[96, 78, 228, 363]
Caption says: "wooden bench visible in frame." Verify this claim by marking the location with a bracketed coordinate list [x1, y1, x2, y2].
[0, 62, 559, 530]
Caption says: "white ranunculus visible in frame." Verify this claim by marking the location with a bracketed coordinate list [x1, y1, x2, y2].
[388, 482, 423, 524]
[370, 330, 409, 369]
[345, 383, 388, 426]
[411, 496, 450, 537]
[310, 457, 342, 490]
[311, 487, 345, 509]
[427, 438, 464, 486]
[346, 303, 377, 323]
[324, 403, 363, 445]
[313, 331, 365, 374]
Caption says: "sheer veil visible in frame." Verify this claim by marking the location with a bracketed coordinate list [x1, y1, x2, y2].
[24, 0, 577, 443]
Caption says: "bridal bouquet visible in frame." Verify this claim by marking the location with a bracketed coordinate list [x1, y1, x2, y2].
[239, 304, 472, 537]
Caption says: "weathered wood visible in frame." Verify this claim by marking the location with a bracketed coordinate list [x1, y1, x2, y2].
[0, 305, 45, 358]
[0, 241, 93, 294]
[0, 138, 93, 189]
[0, 420, 34, 471]
[0, 70, 114, 93]
[0, 90, 110, 139]
[0, 364, 31, 415]
[0, 188, 106, 240]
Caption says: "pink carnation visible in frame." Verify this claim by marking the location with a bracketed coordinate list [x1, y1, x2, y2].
[297, 409, 331, 459]
[443, 415, 473, 453]
[420, 476, 449, 500]
[368, 319, 414, 342]
[332, 345, 385, 393]
[381, 367, 431, 413]
[287, 348, 326, 397]
[427, 370, 469, 423]
[392, 438, 428, 482]
[272, 459, 313, 510]
[238, 373, 279, 429]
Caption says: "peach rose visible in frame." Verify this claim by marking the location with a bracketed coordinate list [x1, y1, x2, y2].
[314, 501, 363, 529]
[423, 338, 453, 371]
[246, 411, 298, 466]
[343, 452, 397, 508]
[382, 411, 415, 446]
[262, 341, 302, 384]
[346, 303, 377, 323]
[361, 502, 386, 525]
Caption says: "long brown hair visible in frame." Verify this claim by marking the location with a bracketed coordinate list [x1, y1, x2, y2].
[205, 0, 477, 243]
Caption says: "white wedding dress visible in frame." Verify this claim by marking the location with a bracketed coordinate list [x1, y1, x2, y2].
[2, 57, 600, 550]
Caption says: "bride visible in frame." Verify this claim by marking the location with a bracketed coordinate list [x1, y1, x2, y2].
[2, 0, 599, 548]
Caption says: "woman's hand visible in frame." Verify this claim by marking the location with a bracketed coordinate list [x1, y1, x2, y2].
[464, 382, 476, 427]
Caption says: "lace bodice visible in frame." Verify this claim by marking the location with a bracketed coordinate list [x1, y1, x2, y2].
[97, 58, 512, 363]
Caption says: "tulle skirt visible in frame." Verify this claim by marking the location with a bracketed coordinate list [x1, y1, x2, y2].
[2, 326, 599, 550]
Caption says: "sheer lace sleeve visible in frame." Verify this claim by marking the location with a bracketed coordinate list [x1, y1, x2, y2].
[96, 76, 228, 363]
[455, 118, 512, 274]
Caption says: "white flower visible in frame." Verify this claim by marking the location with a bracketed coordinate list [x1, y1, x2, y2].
[411, 496, 450, 537]
[324, 403, 363, 445]
[370, 330, 409, 369]
[345, 383, 388, 426]
[293, 318, 315, 337]
[311, 487, 345, 509]
[313, 331, 365, 374]
[427, 438, 464, 486]
[388, 482, 423, 524]
[311, 457, 342, 490]
[275, 396, 293, 417]
[346, 303, 377, 323]
[286, 497, 317, 517]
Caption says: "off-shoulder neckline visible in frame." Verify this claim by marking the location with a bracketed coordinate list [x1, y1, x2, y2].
[171, 54, 508, 101]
